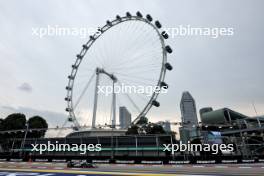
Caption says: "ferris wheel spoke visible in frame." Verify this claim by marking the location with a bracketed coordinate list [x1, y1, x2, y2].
[116, 22, 137, 62]
[106, 29, 144, 68]
[95, 42, 107, 68]
[73, 73, 95, 109]
[118, 80, 151, 102]
[112, 60, 161, 71]
[111, 58, 161, 72]
[116, 81, 141, 113]
[110, 54, 159, 71]
[112, 22, 128, 65]
[111, 47, 162, 70]
[117, 78, 156, 95]
[124, 36, 160, 60]
[115, 72, 158, 82]
[88, 42, 105, 67]
[116, 66, 161, 77]
[93, 52, 105, 68]
[123, 26, 160, 56]
[118, 75, 153, 83]
[123, 21, 146, 48]
[118, 79, 157, 88]
[125, 22, 156, 53]
[115, 41, 160, 68]
[123, 92, 141, 113]
[77, 71, 95, 78]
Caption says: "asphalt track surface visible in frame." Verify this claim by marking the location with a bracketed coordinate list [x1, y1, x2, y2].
[1, 162, 264, 175]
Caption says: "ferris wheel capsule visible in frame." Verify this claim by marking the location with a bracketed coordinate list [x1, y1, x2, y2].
[65, 108, 72, 112]
[116, 15, 122, 21]
[65, 97, 71, 101]
[165, 45, 173, 53]
[68, 75, 74, 80]
[136, 11, 143, 18]
[82, 44, 89, 50]
[152, 100, 160, 107]
[165, 62, 173, 70]
[106, 20, 112, 26]
[66, 86, 72, 90]
[126, 12, 132, 18]
[160, 81, 168, 89]
[155, 21, 162, 28]
[72, 65, 78, 69]
[161, 31, 169, 39]
[146, 14, 153, 22]
[76, 54, 83, 59]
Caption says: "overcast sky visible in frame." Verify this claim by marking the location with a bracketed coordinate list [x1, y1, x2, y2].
[0, 0, 263, 130]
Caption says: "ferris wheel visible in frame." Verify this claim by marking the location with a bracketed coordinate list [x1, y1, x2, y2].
[65, 11, 173, 130]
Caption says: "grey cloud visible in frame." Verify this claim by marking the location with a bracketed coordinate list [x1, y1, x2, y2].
[18, 82, 33, 93]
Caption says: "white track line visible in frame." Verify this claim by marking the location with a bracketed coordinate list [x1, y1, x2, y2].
[215, 166, 228, 168]
[193, 165, 205, 168]
[173, 165, 183, 168]
[53, 167, 64, 169]
[37, 166, 47, 169]
[238, 166, 252, 169]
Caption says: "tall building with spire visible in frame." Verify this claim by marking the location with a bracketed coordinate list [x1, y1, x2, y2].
[180, 91, 198, 127]
[179, 91, 199, 143]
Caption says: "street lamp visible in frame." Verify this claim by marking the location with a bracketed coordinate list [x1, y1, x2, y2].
[20, 122, 29, 157]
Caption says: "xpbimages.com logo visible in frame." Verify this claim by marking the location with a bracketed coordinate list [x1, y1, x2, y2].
[31, 141, 102, 154]
[163, 25, 234, 39]
[97, 83, 168, 96]
[31, 25, 102, 39]
[163, 141, 234, 154]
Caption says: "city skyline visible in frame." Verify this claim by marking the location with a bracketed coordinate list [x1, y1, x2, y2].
[0, 0, 263, 128]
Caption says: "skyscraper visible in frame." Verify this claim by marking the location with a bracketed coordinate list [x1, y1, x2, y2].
[119, 106, 131, 129]
[180, 91, 198, 127]
[179, 91, 199, 143]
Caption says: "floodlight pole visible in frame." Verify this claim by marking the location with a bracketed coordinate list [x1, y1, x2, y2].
[20, 122, 29, 157]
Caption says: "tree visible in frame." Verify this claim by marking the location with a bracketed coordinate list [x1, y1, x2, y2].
[0, 119, 4, 131]
[136, 117, 148, 125]
[0, 113, 49, 139]
[27, 116, 48, 138]
[126, 123, 166, 135]
[0, 119, 4, 141]
[145, 123, 166, 134]
[126, 125, 139, 135]
[1, 113, 26, 138]
[2, 113, 26, 130]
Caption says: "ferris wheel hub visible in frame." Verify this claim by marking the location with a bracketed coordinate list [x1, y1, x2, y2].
[95, 67, 117, 82]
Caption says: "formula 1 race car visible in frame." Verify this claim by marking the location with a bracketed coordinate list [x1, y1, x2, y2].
[67, 161, 98, 168]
